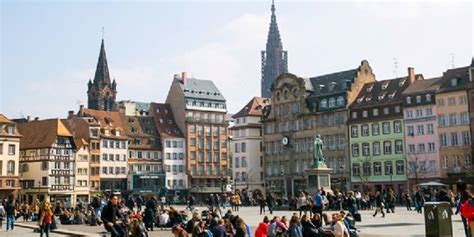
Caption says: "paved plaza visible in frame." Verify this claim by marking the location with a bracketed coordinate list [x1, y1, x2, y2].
[0, 205, 466, 237]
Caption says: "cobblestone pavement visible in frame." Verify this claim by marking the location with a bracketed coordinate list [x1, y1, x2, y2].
[6, 205, 466, 237]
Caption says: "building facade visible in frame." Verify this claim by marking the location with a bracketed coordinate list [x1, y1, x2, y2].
[0, 114, 21, 200]
[121, 110, 164, 195]
[402, 78, 442, 188]
[436, 66, 473, 186]
[349, 68, 421, 195]
[231, 97, 269, 193]
[150, 103, 187, 196]
[306, 60, 375, 191]
[166, 72, 230, 197]
[17, 119, 77, 206]
[73, 138, 91, 203]
[261, 1, 288, 98]
[87, 39, 117, 111]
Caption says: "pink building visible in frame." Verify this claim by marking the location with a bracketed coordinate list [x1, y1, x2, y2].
[402, 78, 442, 189]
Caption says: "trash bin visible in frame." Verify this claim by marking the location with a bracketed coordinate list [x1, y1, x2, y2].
[424, 202, 453, 237]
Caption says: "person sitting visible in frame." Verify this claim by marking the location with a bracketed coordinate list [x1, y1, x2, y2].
[158, 210, 170, 229]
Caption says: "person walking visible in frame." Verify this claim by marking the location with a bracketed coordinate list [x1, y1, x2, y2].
[404, 192, 412, 211]
[346, 191, 357, 217]
[144, 197, 157, 231]
[101, 194, 125, 237]
[372, 191, 385, 218]
[5, 196, 15, 231]
[266, 193, 274, 215]
[414, 188, 424, 214]
[38, 201, 53, 237]
[297, 192, 307, 217]
[259, 195, 266, 215]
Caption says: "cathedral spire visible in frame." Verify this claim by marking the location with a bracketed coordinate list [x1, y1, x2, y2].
[93, 39, 111, 85]
[261, 0, 288, 98]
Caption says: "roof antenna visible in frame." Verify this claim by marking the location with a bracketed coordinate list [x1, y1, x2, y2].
[450, 53, 455, 69]
[102, 27, 105, 40]
[392, 58, 399, 78]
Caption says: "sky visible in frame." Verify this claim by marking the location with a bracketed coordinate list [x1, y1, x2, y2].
[1, 0, 472, 119]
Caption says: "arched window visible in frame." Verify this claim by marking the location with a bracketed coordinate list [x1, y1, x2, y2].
[320, 99, 328, 108]
[336, 96, 344, 106]
[328, 98, 336, 107]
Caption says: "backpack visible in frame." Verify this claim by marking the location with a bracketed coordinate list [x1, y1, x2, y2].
[267, 222, 277, 237]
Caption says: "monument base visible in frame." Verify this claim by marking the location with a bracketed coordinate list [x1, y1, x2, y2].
[305, 167, 332, 196]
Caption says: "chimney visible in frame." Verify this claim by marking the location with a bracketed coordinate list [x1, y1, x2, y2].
[408, 67, 415, 82]
[79, 105, 85, 116]
[173, 74, 180, 80]
[34, 117, 39, 121]
[68, 110, 74, 118]
[181, 72, 187, 85]
[27, 116, 31, 121]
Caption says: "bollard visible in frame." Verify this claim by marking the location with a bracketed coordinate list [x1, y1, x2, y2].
[424, 201, 453, 237]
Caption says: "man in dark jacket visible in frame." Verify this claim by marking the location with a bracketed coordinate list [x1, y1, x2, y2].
[101, 194, 125, 237]
[372, 191, 385, 218]
[5, 197, 15, 231]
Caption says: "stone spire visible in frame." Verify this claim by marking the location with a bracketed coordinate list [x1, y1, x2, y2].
[261, 0, 288, 98]
[93, 39, 111, 85]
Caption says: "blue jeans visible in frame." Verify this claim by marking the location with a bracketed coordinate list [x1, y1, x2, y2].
[6, 214, 14, 231]
[105, 224, 125, 237]
[40, 223, 50, 237]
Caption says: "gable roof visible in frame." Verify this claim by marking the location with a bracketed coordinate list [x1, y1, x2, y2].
[149, 103, 184, 138]
[0, 114, 15, 124]
[437, 66, 470, 93]
[351, 74, 421, 109]
[17, 119, 73, 150]
[402, 77, 442, 95]
[176, 78, 226, 101]
[79, 108, 127, 139]
[233, 97, 270, 118]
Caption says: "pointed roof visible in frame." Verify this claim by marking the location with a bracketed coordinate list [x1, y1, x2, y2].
[17, 119, 74, 150]
[93, 39, 111, 85]
[0, 113, 15, 124]
[233, 97, 270, 118]
[266, 0, 283, 51]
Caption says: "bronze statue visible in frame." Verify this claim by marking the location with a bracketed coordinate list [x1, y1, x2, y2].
[313, 134, 326, 168]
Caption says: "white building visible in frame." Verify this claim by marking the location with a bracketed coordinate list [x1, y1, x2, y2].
[74, 138, 90, 203]
[230, 97, 269, 193]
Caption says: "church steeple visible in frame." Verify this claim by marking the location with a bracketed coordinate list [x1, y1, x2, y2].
[87, 38, 117, 111]
[261, 0, 288, 98]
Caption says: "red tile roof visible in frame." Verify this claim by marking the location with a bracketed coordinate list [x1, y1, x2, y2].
[80, 108, 127, 139]
[232, 97, 271, 118]
[149, 103, 184, 138]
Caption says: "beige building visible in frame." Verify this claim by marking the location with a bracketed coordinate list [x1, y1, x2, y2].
[17, 119, 76, 206]
[230, 97, 269, 193]
[74, 138, 91, 203]
[436, 66, 472, 186]
[166, 72, 230, 198]
[0, 114, 21, 200]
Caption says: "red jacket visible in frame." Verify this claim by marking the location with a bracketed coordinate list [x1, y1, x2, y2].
[460, 198, 474, 222]
[255, 222, 268, 237]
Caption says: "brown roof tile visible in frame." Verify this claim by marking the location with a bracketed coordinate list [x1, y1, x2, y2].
[121, 115, 162, 150]
[232, 97, 271, 118]
[149, 103, 184, 138]
[17, 119, 73, 150]
[80, 108, 127, 139]
[0, 114, 15, 124]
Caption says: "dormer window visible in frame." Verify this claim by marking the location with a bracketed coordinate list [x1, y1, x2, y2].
[399, 79, 407, 87]
[426, 94, 432, 102]
[416, 95, 422, 103]
[336, 96, 344, 106]
[165, 128, 171, 133]
[357, 96, 365, 103]
[388, 91, 396, 99]
[7, 126, 14, 135]
[329, 82, 336, 92]
[328, 98, 336, 107]
[352, 112, 357, 119]
[168, 120, 172, 124]
[451, 78, 458, 87]
[115, 130, 120, 136]
[367, 85, 374, 92]
[406, 96, 412, 104]
[363, 110, 368, 118]
[365, 96, 372, 102]
[378, 92, 386, 101]
[156, 108, 160, 113]
[381, 81, 389, 90]
[320, 99, 328, 108]
[373, 108, 379, 116]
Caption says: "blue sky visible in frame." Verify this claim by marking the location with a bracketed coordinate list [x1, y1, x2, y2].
[1, 0, 472, 119]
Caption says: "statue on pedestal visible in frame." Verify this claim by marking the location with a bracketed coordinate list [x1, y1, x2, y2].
[313, 134, 326, 168]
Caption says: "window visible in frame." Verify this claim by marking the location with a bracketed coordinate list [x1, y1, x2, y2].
[351, 112, 357, 119]
[361, 124, 369, 136]
[415, 95, 421, 103]
[241, 157, 247, 167]
[320, 99, 327, 108]
[235, 157, 240, 168]
[394, 121, 402, 133]
[406, 111, 413, 118]
[428, 142, 435, 152]
[465, 155, 472, 168]
[352, 163, 360, 176]
[351, 126, 358, 138]
[448, 97, 456, 106]
[351, 144, 359, 157]
[2, 144, 14, 157]
[451, 132, 459, 146]
[449, 114, 458, 126]
[328, 98, 336, 107]
[406, 97, 412, 104]
[454, 156, 459, 168]
[395, 106, 401, 113]
[7, 161, 15, 175]
[461, 112, 470, 124]
[363, 162, 371, 176]
[337, 96, 344, 106]
[241, 142, 247, 152]
[385, 161, 393, 175]
[407, 126, 414, 136]
[396, 160, 404, 175]
[363, 110, 368, 118]
[416, 109, 423, 118]
[395, 140, 403, 154]
[460, 96, 467, 105]
[408, 144, 415, 153]
[373, 108, 379, 116]
[438, 115, 446, 127]
[373, 142, 381, 155]
[417, 125, 424, 135]
[426, 108, 433, 116]
[42, 177, 48, 186]
[443, 156, 448, 169]
[374, 162, 382, 175]
[362, 143, 370, 156]
[462, 131, 471, 146]
[440, 134, 448, 147]
[426, 94, 432, 102]
[372, 123, 380, 135]
[384, 141, 391, 154]
[417, 143, 426, 153]
[437, 99, 444, 106]
[382, 122, 390, 134]
[427, 124, 434, 134]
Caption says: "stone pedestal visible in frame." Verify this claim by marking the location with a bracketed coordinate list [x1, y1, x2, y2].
[305, 167, 332, 196]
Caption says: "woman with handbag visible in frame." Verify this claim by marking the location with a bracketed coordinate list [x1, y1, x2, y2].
[38, 201, 54, 237]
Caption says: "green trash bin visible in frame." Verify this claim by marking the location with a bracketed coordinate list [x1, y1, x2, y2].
[424, 201, 453, 237]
